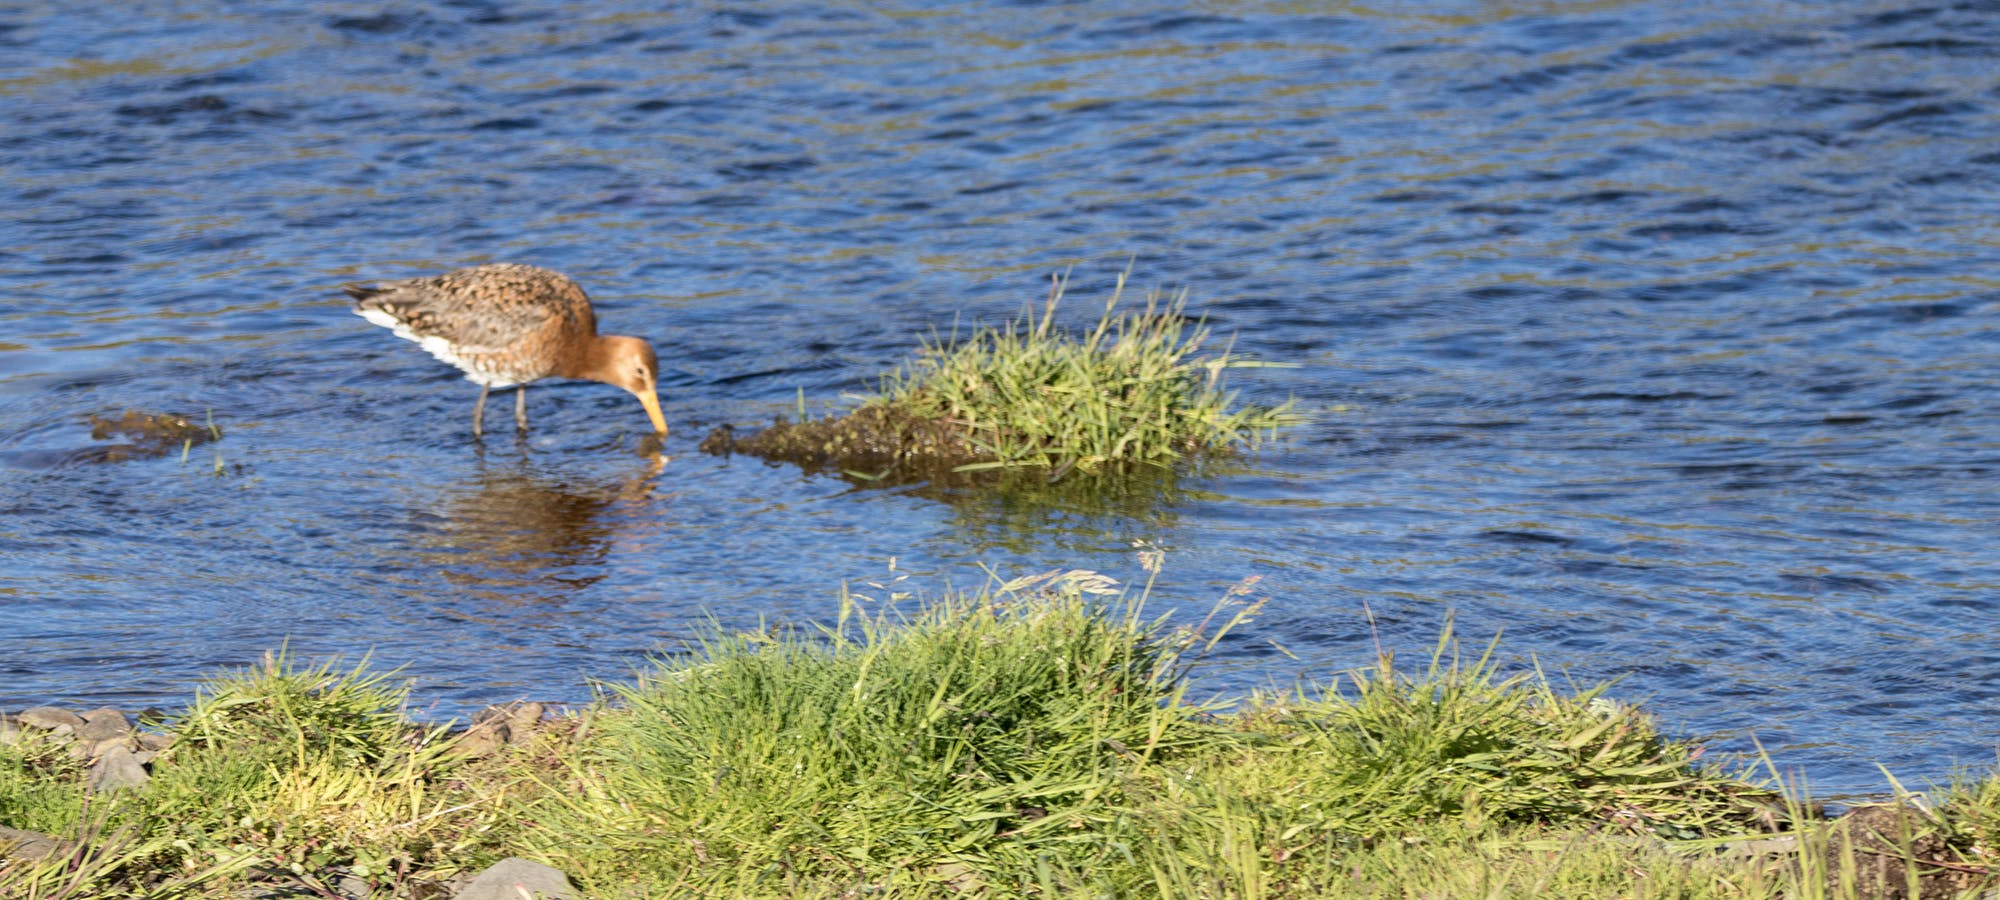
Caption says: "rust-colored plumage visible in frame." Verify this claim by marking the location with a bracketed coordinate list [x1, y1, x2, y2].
[346, 263, 667, 437]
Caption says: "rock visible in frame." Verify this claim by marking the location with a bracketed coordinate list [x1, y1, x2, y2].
[458, 701, 550, 757]
[0, 715, 19, 745]
[78, 707, 132, 743]
[454, 723, 508, 758]
[87, 743, 149, 792]
[453, 858, 576, 900]
[335, 873, 372, 899]
[503, 701, 546, 742]
[136, 731, 174, 752]
[17, 706, 84, 732]
[474, 700, 546, 734]
[89, 736, 137, 759]
[0, 825, 65, 861]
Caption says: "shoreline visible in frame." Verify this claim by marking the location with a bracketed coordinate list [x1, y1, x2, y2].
[6, 585, 1996, 898]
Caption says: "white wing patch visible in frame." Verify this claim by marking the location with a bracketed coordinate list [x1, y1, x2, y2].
[356, 307, 520, 388]
[357, 307, 407, 332]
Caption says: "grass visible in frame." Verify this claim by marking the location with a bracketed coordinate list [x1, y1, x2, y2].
[524, 568, 1219, 895]
[696, 270, 1300, 487]
[871, 269, 1301, 476]
[0, 652, 510, 898]
[3, 570, 1998, 898]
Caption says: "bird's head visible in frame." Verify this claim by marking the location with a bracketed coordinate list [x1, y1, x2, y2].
[593, 335, 667, 436]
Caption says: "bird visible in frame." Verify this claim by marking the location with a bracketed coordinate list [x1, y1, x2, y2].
[345, 263, 667, 438]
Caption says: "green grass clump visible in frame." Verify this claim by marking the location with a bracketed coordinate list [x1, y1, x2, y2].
[874, 270, 1300, 476]
[148, 652, 517, 893]
[1934, 764, 2000, 870]
[516, 575, 1803, 897]
[1019, 627, 1789, 898]
[0, 651, 515, 898]
[527, 569, 1230, 894]
[1219, 632, 1783, 842]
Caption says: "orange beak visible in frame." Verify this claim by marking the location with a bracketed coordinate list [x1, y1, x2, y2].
[638, 389, 668, 437]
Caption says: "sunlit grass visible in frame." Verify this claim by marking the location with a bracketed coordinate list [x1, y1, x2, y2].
[4, 573, 1999, 897]
[512, 575, 1810, 897]
[874, 269, 1301, 476]
[0, 651, 514, 898]
[521, 568, 1225, 894]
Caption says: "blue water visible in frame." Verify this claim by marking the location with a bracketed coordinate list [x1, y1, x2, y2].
[2, 2, 1997, 796]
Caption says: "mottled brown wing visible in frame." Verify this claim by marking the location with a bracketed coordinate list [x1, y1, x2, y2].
[345, 265, 568, 354]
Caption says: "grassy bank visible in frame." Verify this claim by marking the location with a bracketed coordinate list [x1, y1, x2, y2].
[3, 572, 1995, 898]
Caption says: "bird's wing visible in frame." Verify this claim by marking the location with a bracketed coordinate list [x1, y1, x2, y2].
[347, 272, 559, 354]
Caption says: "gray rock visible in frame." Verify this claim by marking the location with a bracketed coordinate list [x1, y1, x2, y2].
[453, 723, 508, 759]
[0, 715, 19, 746]
[87, 743, 149, 792]
[453, 858, 576, 900]
[0, 825, 65, 861]
[78, 707, 132, 743]
[472, 701, 547, 747]
[17, 706, 84, 731]
[335, 873, 372, 899]
[89, 736, 137, 760]
[458, 700, 555, 758]
[136, 730, 174, 752]
[504, 702, 546, 742]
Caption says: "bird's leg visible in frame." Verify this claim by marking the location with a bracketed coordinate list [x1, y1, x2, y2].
[515, 386, 529, 431]
[472, 385, 489, 436]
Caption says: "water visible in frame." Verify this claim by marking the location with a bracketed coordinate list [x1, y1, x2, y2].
[2, 1, 1996, 796]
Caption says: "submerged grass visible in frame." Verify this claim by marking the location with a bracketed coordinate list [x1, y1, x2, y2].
[4, 571, 2000, 897]
[874, 269, 1301, 476]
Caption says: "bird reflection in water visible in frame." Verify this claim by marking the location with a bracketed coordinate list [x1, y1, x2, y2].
[397, 455, 667, 612]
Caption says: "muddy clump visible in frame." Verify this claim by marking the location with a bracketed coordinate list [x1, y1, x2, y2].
[1820, 803, 1990, 899]
[83, 410, 220, 463]
[700, 405, 986, 486]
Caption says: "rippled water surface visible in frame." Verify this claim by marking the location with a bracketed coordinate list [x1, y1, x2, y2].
[3, 2, 1998, 795]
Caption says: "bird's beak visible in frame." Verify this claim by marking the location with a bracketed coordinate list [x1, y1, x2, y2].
[639, 389, 668, 437]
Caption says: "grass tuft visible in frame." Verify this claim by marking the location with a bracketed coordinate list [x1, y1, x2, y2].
[873, 269, 1301, 476]
[1226, 626, 1785, 842]
[1, 649, 514, 898]
[526, 568, 1229, 894]
[697, 270, 1300, 487]
[173, 648, 412, 765]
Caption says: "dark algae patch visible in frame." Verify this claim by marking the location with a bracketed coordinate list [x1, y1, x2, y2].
[82, 409, 221, 463]
[700, 402, 984, 483]
[702, 272, 1300, 488]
